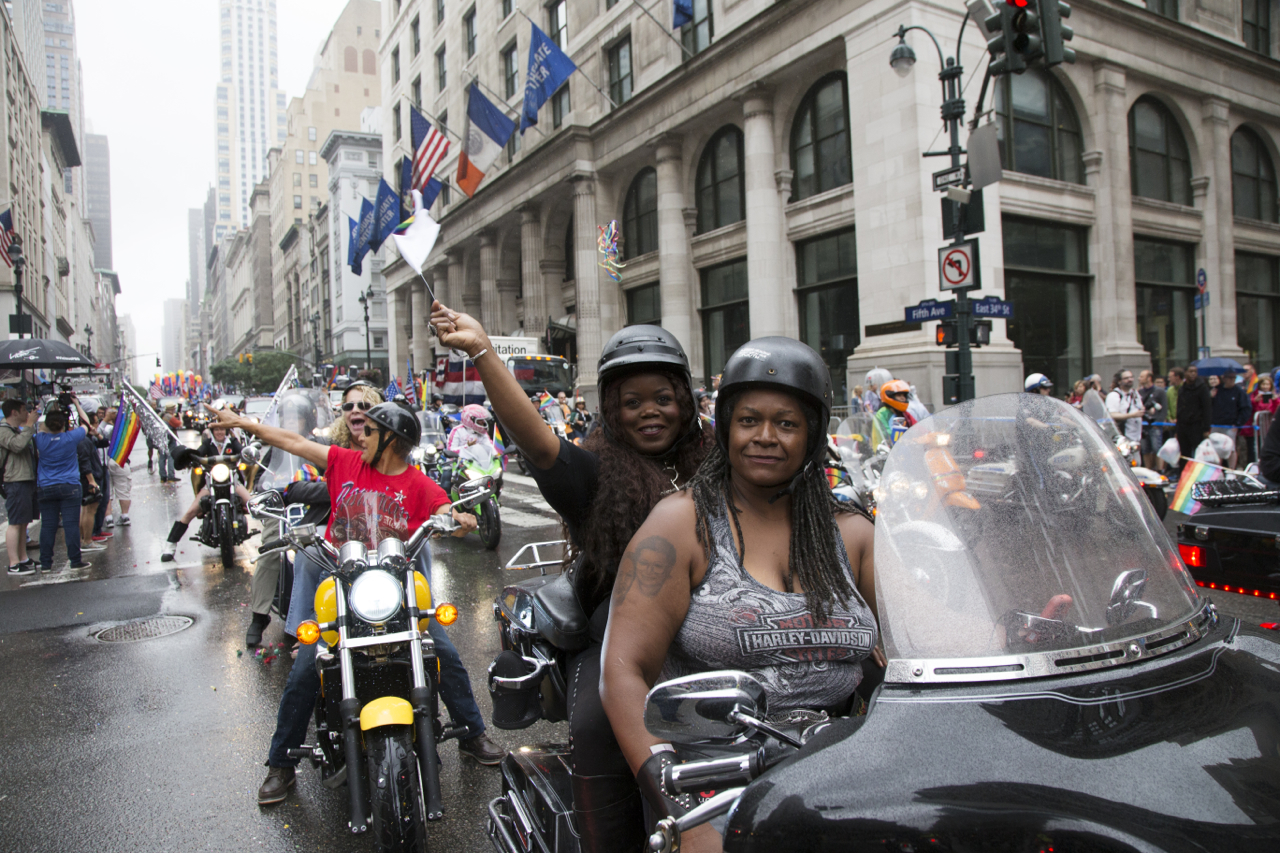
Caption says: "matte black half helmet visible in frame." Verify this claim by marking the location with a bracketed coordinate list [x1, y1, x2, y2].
[366, 401, 422, 447]
[714, 337, 833, 468]
[596, 324, 701, 454]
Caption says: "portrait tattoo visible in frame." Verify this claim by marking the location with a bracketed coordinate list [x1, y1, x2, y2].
[631, 536, 678, 597]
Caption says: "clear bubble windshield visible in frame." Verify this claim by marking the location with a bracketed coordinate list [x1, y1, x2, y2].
[258, 389, 334, 491]
[874, 394, 1203, 676]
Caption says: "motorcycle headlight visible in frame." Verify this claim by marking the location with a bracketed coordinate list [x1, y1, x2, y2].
[211, 463, 231, 483]
[349, 569, 402, 623]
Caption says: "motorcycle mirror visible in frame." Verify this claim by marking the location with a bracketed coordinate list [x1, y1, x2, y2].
[246, 489, 285, 517]
[460, 475, 494, 495]
[1106, 568, 1152, 626]
[241, 442, 263, 464]
[643, 671, 767, 744]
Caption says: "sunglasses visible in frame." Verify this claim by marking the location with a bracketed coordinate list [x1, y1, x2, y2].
[362, 423, 379, 436]
[342, 401, 372, 412]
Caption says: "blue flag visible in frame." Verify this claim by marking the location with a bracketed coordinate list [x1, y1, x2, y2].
[521, 23, 577, 132]
[422, 177, 443, 210]
[400, 156, 414, 214]
[354, 197, 375, 272]
[346, 215, 363, 276]
[370, 178, 400, 252]
[674, 0, 694, 28]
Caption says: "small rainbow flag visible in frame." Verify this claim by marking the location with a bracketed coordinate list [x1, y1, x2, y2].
[538, 392, 556, 413]
[108, 393, 141, 466]
[291, 463, 323, 483]
[824, 466, 845, 489]
[1169, 460, 1224, 515]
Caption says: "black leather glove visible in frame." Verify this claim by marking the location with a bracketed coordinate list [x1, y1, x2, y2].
[636, 751, 695, 819]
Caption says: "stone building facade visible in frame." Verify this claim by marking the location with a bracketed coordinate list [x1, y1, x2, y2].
[381, 0, 1277, 407]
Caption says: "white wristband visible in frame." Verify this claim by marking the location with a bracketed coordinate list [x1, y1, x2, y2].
[649, 743, 675, 755]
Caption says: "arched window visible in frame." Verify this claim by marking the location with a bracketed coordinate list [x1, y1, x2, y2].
[1129, 97, 1191, 205]
[993, 67, 1083, 184]
[344, 46, 358, 72]
[622, 168, 658, 259]
[790, 74, 851, 202]
[363, 49, 377, 75]
[1232, 127, 1278, 223]
[696, 126, 744, 233]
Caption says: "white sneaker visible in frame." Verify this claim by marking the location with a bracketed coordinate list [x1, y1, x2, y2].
[104, 517, 115, 529]
[119, 515, 131, 526]
[81, 542, 107, 552]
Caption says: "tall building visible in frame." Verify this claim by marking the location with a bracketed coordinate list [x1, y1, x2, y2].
[188, 206, 207, 308]
[161, 298, 188, 375]
[84, 133, 111, 268]
[118, 314, 138, 384]
[379, 0, 1280, 409]
[214, 0, 286, 241]
[0, 0, 44, 336]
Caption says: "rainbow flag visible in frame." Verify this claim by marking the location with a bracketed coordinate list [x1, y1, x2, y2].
[1169, 460, 1224, 515]
[537, 392, 556, 413]
[108, 393, 141, 465]
[698, 412, 715, 429]
[824, 466, 845, 489]
[292, 463, 323, 483]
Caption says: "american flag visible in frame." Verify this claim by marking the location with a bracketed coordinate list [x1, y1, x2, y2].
[403, 357, 418, 408]
[410, 106, 449, 193]
[148, 377, 162, 401]
[0, 209, 15, 268]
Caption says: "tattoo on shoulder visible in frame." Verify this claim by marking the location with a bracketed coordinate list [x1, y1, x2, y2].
[631, 536, 678, 598]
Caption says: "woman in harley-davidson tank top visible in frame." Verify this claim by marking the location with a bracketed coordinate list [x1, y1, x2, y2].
[430, 301, 712, 853]
[601, 337, 882, 853]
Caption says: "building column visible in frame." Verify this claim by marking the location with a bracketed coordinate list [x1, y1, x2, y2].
[739, 86, 787, 339]
[1090, 61, 1149, 380]
[519, 204, 548, 341]
[409, 279, 432, 373]
[654, 136, 693, 352]
[479, 231, 500, 332]
[1203, 97, 1245, 358]
[540, 259, 565, 319]
[497, 277, 520, 337]
[571, 172, 603, 403]
[388, 284, 410, 380]
[446, 250, 466, 316]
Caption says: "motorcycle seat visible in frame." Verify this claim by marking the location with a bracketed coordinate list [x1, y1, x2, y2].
[531, 571, 590, 652]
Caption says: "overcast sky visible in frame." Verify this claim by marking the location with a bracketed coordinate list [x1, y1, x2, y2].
[75, 0, 354, 382]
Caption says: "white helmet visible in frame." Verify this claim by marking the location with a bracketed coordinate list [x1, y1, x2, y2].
[864, 368, 893, 393]
[1024, 373, 1053, 392]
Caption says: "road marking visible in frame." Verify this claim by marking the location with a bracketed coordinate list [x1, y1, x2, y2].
[499, 507, 562, 529]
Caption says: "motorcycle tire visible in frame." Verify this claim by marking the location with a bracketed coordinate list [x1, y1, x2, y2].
[1144, 483, 1168, 520]
[366, 725, 427, 853]
[478, 498, 502, 550]
[218, 505, 236, 570]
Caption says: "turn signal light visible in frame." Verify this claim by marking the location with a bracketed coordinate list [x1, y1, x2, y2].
[296, 620, 322, 645]
[434, 603, 459, 626]
[1178, 543, 1203, 568]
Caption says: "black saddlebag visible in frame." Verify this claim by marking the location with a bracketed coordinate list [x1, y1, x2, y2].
[487, 744, 578, 853]
[489, 650, 545, 730]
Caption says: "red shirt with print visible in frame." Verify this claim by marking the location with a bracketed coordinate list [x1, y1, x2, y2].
[323, 445, 450, 548]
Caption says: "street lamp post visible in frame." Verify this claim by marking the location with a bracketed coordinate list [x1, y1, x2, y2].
[310, 312, 323, 385]
[8, 234, 26, 340]
[357, 285, 374, 373]
[890, 15, 979, 403]
[83, 323, 94, 361]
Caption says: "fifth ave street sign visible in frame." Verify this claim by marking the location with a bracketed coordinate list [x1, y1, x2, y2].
[905, 298, 956, 323]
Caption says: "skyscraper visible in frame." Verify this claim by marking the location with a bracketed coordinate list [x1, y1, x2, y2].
[214, 0, 286, 241]
[162, 299, 187, 375]
[84, 133, 112, 269]
[188, 206, 206, 307]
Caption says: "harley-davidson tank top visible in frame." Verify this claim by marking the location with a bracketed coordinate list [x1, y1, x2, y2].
[661, 498, 879, 713]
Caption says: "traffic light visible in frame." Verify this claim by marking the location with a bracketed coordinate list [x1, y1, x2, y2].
[1041, 0, 1075, 67]
[986, 0, 1042, 75]
[974, 320, 992, 346]
[247, 352, 253, 364]
[238, 353, 244, 363]
[936, 320, 959, 347]
[155, 357, 161, 367]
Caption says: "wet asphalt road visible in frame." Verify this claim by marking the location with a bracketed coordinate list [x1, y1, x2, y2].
[0, 462, 568, 853]
[1, 466, 1278, 853]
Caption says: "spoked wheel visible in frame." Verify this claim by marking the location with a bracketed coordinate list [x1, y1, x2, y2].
[218, 506, 236, 569]
[478, 498, 502, 550]
[366, 726, 427, 853]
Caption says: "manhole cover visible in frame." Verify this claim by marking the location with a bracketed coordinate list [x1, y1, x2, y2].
[95, 615, 194, 643]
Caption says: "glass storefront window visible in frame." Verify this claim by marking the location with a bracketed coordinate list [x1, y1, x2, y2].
[701, 259, 749, 384]
[993, 67, 1083, 184]
[1134, 237, 1196, 376]
[625, 282, 661, 326]
[1237, 252, 1280, 368]
[1003, 217, 1091, 392]
[796, 228, 858, 403]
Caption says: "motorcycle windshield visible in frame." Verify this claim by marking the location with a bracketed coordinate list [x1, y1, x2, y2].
[544, 405, 566, 425]
[458, 441, 499, 472]
[257, 389, 334, 491]
[416, 411, 447, 448]
[831, 415, 876, 489]
[1080, 388, 1121, 442]
[874, 393, 1204, 682]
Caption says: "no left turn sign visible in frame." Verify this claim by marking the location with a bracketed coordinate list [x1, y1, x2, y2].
[938, 239, 980, 290]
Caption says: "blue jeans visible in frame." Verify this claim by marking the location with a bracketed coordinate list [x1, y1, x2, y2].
[158, 451, 175, 480]
[37, 483, 82, 568]
[268, 546, 486, 767]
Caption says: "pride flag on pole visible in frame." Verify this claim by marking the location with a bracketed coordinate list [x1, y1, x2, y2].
[108, 393, 141, 465]
[1169, 459, 1224, 515]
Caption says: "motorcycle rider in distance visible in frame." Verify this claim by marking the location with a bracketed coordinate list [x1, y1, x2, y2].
[1025, 373, 1054, 396]
[601, 338, 882, 853]
[448, 403, 497, 454]
[201, 399, 507, 805]
[430, 299, 712, 853]
[160, 424, 250, 562]
[873, 379, 916, 447]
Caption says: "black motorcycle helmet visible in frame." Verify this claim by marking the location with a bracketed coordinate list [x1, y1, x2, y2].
[714, 337, 833, 470]
[596, 324, 700, 456]
[364, 401, 422, 465]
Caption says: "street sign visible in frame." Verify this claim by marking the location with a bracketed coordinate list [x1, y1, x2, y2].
[932, 165, 966, 191]
[1197, 268, 1207, 294]
[971, 296, 1013, 318]
[938, 240, 980, 290]
[8, 314, 31, 334]
[1194, 292, 1211, 311]
[905, 298, 956, 323]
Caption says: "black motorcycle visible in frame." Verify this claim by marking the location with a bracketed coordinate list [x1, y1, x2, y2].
[247, 477, 494, 853]
[187, 453, 253, 569]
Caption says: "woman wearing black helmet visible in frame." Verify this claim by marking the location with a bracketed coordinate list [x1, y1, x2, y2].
[431, 300, 711, 853]
[600, 337, 881, 853]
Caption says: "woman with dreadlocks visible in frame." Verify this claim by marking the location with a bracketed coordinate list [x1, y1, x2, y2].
[601, 337, 882, 853]
[430, 300, 711, 853]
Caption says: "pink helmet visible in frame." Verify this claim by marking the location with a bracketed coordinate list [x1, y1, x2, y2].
[461, 404, 491, 434]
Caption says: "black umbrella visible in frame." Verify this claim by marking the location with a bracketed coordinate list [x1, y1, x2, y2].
[0, 338, 95, 370]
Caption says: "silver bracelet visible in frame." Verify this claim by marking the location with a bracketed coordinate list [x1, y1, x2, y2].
[469, 348, 489, 361]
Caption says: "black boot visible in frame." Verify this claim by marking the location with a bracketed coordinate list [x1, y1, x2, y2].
[160, 521, 188, 562]
[246, 612, 270, 647]
[571, 773, 645, 853]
